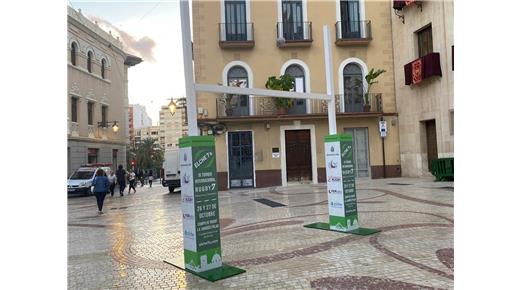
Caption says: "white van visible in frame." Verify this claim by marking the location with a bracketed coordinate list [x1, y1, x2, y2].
[162, 149, 181, 193]
[67, 164, 112, 195]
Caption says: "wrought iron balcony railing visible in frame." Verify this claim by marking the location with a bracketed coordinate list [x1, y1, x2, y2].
[276, 21, 312, 46]
[214, 93, 383, 119]
[335, 20, 372, 45]
[340, 92, 382, 113]
[219, 22, 254, 48]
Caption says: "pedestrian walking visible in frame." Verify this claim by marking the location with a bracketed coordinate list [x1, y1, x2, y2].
[91, 168, 110, 214]
[148, 170, 154, 187]
[138, 168, 145, 187]
[128, 170, 137, 194]
[116, 165, 127, 196]
[108, 170, 116, 197]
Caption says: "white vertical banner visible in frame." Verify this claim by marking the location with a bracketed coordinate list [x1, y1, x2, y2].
[180, 147, 196, 252]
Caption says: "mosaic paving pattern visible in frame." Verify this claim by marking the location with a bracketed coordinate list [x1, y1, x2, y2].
[68, 177, 453, 289]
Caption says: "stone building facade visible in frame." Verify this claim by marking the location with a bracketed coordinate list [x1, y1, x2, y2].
[67, 6, 141, 176]
[390, 0, 454, 176]
[192, 0, 401, 190]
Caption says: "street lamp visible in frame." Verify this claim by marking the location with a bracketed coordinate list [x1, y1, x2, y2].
[98, 121, 119, 133]
[168, 98, 177, 116]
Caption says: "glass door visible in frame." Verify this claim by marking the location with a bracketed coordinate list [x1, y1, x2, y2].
[340, 0, 360, 38]
[228, 131, 254, 188]
[344, 128, 370, 178]
[282, 0, 303, 40]
[225, 1, 247, 41]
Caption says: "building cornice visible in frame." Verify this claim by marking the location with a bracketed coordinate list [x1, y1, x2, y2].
[68, 63, 112, 84]
[68, 136, 127, 146]
[67, 7, 126, 57]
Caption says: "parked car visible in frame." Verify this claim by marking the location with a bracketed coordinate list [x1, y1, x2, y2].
[67, 164, 112, 196]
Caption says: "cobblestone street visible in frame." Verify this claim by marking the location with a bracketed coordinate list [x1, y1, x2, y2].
[68, 178, 453, 289]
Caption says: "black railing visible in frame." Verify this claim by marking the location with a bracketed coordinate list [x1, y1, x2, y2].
[277, 21, 312, 41]
[335, 20, 371, 40]
[219, 22, 254, 42]
[339, 92, 382, 113]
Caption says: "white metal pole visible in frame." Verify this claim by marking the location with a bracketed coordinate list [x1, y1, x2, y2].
[323, 25, 337, 135]
[180, 0, 198, 136]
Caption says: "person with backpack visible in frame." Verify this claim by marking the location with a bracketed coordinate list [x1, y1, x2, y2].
[91, 168, 110, 214]
[116, 165, 127, 196]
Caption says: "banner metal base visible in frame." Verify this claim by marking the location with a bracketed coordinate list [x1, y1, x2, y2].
[164, 257, 246, 282]
[303, 222, 380, 236]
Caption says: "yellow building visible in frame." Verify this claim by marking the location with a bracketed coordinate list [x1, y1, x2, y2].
[193, 0, 401, 190]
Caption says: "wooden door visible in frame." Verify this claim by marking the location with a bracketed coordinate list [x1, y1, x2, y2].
[285, 130, 312, 182]
[425, 120, 438, 171]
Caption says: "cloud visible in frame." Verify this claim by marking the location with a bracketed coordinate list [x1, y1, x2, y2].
[88, 16, 156, 63]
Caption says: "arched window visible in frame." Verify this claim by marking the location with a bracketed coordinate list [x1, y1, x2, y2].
[226, 66, 249, 116]
[101, 58, 106, 79]
[343, 63, 363, 112]
[87, 51, 93, 73]
[284, 64, 306, 114]
[70, 42, 77, 66]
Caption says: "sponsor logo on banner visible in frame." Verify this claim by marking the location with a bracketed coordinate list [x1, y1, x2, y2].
[330, 201, 343, 208]
[328, 189, 342, 195]
[330, 146, 335, 152]
[184, 230, 195, 239]
[328, 176, 341, 182]
[184, 153, 187, 162]
[183, 173, 191, 184]
[183, 213, 194, 220]
[328, 160, 338, 169]
[182, 195, 194, 203]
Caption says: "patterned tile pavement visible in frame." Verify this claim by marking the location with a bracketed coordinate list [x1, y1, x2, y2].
[68, 177, 453, 289]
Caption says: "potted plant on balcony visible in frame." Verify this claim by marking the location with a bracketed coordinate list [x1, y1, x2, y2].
[220, 79, 246, 116]
[265, 74, 295, 115]
[363, 68, 386, 112]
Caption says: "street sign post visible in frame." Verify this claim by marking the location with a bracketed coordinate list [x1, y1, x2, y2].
[379, 120, 387, 138]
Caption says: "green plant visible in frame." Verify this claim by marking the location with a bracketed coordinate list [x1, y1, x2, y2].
[363, 68, 386, 105]
[265, 75, 295, 108]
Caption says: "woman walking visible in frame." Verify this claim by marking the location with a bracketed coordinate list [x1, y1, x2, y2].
[91, 168, 110, 214]
[108, 171, 116, 197]
[128, 170, 137, 194]
[148, 170, 154, 187]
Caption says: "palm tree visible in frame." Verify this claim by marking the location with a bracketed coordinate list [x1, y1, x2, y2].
[134, 138, 165, 172]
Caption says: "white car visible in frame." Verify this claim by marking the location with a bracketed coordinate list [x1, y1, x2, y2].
[67, 165, 112, 195]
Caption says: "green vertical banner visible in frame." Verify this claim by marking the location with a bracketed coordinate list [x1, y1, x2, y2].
[324, 134, 359, 232]
[179, 136, 222, 272]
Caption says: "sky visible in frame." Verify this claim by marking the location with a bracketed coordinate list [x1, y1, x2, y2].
[69, 0, 186, 124]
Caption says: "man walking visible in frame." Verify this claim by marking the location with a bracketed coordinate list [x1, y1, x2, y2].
[116, 165, 127, 196]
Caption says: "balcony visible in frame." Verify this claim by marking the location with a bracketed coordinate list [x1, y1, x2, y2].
[219, 22, 254, 48]
[213, 93, 385, 121]
[276, 22, 313, 47]
[335, 21, 372, 46]
[404, 52, 442, 85]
